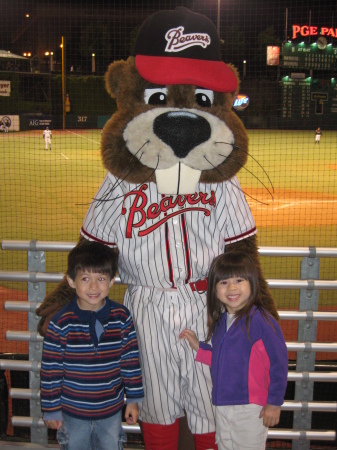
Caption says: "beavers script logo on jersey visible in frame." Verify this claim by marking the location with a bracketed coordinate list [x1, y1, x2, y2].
[122, 184, 216, 238]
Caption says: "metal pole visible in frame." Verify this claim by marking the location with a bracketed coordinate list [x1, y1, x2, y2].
[285, 8, 288, 41]
[217, 0, 220, 36]
[308, 10, 311, 44]
[62, 36, 66, 130]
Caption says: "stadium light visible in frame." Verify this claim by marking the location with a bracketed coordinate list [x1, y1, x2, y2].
[92, 53, 96, 73]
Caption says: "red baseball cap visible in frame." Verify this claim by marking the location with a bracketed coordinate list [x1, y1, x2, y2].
[133, 7, 238, 93]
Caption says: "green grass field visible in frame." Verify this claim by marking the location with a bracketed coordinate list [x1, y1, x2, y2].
[0, 128, 336, 310]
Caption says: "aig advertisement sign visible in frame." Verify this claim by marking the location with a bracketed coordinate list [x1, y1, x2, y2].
[21, 114, 53, 130]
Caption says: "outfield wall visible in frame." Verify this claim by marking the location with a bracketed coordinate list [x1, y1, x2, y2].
[18, 114, 110, 131]
[16, 113, 337, 132]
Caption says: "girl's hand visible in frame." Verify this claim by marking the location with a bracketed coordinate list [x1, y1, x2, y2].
[259, 404, 281, 427]
[179, 329, 199, 351]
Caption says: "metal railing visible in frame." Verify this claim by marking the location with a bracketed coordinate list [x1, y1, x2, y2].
[0, 240, 337, 449]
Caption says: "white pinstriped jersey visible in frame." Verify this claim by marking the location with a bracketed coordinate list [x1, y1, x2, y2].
[81, 171, 256, 289]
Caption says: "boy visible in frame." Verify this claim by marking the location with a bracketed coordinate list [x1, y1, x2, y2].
[40, 242, 144, 450]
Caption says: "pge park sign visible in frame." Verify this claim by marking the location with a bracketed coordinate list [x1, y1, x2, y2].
[292, 24, 337, 39]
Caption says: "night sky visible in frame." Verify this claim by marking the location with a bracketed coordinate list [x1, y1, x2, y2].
[1, 0, 337, 74]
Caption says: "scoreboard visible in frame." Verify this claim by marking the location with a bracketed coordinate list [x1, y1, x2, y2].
[282, 42, 337, 70]
[282, 77, 337, 119]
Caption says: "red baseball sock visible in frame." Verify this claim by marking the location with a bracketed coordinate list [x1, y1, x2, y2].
[194, 431, 218, 450]
[141, 420, 179, 450]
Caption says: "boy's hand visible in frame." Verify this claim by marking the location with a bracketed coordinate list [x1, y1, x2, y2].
[125, 403, 139, 425]
[179, 329, 199, 351]
[259, 404, 281, 427]
[44, 420, 63, 430]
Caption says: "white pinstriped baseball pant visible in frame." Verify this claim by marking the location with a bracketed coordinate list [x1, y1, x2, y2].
[124, 284, 216, 435]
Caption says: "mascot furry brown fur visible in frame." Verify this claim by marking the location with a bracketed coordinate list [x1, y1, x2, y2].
[37, 7, 277, 450]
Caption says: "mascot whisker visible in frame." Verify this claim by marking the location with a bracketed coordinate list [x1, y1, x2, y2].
[37, 7, 278, 450]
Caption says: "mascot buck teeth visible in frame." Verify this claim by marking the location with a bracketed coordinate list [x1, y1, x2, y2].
[37, 7, 278, 450]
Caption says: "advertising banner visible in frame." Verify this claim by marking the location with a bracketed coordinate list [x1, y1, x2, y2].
[22, 115, 53, 130]
[0, 81, 10, 96]
[0, 115, 19, 132]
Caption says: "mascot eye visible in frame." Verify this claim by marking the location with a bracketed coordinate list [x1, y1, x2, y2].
[144, 88, 168, 105]
[195, 89, 214, 107]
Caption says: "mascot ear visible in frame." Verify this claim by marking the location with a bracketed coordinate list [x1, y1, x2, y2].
[105, 56, 145, 107]
[105, 58, 130, 99]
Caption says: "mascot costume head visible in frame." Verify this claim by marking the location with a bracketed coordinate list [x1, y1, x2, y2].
[38, 7, 278, 450]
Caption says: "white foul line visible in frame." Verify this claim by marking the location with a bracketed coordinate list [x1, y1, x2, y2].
[66, 130, 101, 145]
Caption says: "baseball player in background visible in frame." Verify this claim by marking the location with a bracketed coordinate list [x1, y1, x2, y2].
[315, 127, 322, 144]
[43, 127, 52, 150]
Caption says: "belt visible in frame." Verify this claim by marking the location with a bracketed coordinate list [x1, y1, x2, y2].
[188, 278, 208, 293]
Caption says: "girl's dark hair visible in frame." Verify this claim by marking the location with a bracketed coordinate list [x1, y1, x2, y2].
[67, 241, 118, 281]
[206, 252, 274, 342]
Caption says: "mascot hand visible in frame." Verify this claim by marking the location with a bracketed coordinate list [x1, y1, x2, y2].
[36, 276, 75, 336]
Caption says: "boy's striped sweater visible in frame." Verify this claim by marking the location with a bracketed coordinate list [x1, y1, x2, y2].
[40, 297, 144, 420]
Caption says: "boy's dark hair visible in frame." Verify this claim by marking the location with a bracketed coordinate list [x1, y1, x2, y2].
[67, 241, 118, 280]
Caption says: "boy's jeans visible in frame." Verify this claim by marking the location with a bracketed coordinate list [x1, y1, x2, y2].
[57, 410, 127, 450]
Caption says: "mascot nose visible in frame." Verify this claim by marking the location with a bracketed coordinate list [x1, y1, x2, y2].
[153, 111, 211, 158]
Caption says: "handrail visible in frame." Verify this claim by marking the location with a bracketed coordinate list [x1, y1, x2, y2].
[2, 358, 336, 382]
[1, 270, 337, 290]
[4, 332, 337, 353]
[8, 389, 337, 413]
[7, 417, 337, 441]
[5, 302, 337, 322]
[2, 240, 337, 258]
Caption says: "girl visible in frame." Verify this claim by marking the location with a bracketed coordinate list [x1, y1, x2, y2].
[180, 252, 288, 450]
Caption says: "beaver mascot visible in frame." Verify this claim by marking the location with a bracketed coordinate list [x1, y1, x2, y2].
[37, 7, 277, 450]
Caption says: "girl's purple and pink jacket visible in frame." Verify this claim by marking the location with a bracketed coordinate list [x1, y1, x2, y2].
[196, 307, 288, 407]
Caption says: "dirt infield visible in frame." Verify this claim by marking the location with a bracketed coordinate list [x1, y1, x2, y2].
[246, 188, 337, 227]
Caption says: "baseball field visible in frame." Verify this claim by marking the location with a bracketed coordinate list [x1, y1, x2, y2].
[0, 128, 336, 354]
